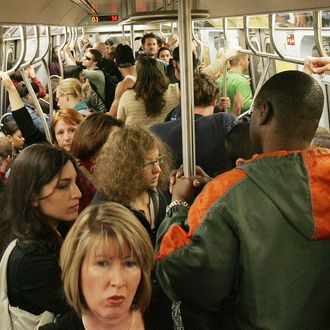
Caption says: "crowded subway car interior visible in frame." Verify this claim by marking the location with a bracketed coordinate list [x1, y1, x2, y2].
[0, 0, 330, 329]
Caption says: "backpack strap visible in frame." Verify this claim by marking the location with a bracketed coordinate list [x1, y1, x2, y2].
[89, 80, 106, 107]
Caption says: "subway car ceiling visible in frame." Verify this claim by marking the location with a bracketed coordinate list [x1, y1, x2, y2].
[0, 0, 330, 26]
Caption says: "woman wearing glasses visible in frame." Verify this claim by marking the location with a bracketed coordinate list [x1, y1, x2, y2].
[94, 124, 171, 246]
[56, 78, 94, 116]
[94, 124, 174, 329]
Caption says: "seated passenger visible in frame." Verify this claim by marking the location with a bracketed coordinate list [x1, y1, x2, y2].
[40, 202, 154, 330]
[0, 144, 81, 327]
[151, 73, 236, 177]
[56, 78, 94, 115]
[117, 56, 180, 126]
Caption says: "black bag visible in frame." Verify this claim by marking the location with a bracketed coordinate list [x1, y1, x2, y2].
[91, 69, 117, 111]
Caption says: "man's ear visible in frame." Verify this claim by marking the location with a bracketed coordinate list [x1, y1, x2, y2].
[259, 101, 273, 125]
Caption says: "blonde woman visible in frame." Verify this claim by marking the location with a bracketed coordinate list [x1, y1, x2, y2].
[40, 202, 154, 330]
[56, 78, 93, 115]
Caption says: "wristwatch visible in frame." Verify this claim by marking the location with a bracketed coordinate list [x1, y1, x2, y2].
[166, 200, 189, 216]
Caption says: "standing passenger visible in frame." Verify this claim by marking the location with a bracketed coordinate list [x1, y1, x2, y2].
[56, 78, 94, 115]
[94, 125, 175, 329]
[71, 113, 123, 210]
[117, 56, 179, 126]
[216, 52, 253, 116]
[49, 46, 62, 77]
[109, 44, 136, 118]
[140, 33, 160, 59]
[0, 135, 13, 191]
[2, 121, 25, 154]
[40, 202, 154, 330]
[1, 70, 84, 151]
[94, 41, 123, 83]
[151, 73, 236, 177]
[156, 71, 330, 329]
[0, 144, 81, 326]
[157, 47, 172, 64]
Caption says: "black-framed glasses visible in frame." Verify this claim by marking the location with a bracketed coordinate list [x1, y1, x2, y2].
[143, 154, 165, 169]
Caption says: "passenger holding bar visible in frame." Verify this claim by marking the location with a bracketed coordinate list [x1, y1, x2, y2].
[156, 70, 330, 329]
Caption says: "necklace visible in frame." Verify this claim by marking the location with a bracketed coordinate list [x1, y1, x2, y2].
[82, 311, 136, 330]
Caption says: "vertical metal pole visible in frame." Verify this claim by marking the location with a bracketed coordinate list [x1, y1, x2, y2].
[0, 26, 4, 118]
[313, 11, 327, 57]
[178, 0, 195, 176]
[20, 69, 52, 143]
[122, 25, 125, 40]
[130, 25, 135, 52]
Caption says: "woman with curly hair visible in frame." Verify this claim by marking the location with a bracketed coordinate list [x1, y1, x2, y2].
[94, 124, 171, 246]
[94, 125, 174, 329]
[117, 56, 180, 127]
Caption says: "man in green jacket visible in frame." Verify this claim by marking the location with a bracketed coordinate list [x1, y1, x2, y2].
[156, 70, 330, 329]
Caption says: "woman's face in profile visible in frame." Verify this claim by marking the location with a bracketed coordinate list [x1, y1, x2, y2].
[33, 161, 81, 227]
[8, 129, 24, 150]
[80, 240, 141, 323]
[142, 148, 162, 188]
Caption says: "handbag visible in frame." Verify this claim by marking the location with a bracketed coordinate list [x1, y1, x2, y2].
[0, 240, 56, 330]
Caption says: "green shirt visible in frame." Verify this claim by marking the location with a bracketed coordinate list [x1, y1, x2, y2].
[216, 69, 253, 113]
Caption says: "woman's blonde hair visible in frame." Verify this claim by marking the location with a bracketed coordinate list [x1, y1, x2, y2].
[95, 124, 172, 205]
[60, 202, 154, 315]
[57, 78, 84, 100]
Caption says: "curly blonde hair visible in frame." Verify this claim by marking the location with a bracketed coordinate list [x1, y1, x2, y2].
[95, 125, 172, 204]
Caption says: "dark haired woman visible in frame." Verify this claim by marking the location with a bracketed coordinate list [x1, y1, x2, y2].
[117, 56, 180, 127]
[71, 112, 123, 210]
[0, 144, 81, 323]
[2, 121, 24, 155]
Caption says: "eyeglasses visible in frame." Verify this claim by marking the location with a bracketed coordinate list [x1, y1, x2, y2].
[56, 93, 74, 101]
[143, 154, 165, 169]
